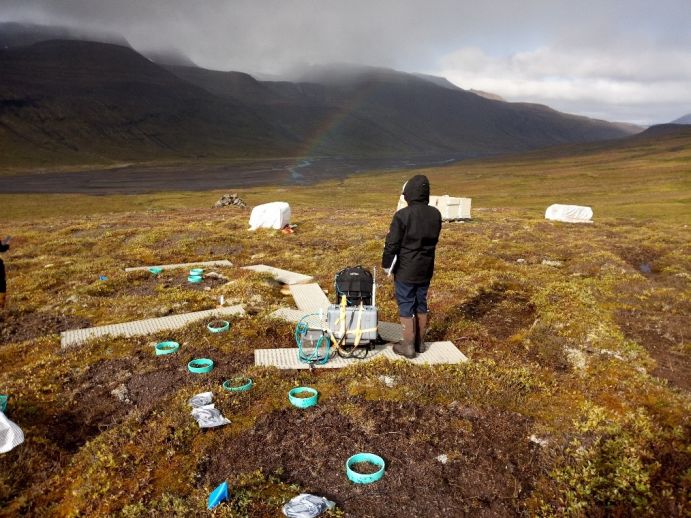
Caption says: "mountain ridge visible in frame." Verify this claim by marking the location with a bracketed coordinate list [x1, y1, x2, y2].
[0, 38, 641, 168]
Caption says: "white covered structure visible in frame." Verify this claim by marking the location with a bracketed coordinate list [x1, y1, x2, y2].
[545, 204, 593, 224]
[248, 202, 291, 231]
[397, 195, 472, 220]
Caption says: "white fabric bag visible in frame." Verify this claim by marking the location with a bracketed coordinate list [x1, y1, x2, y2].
[248, 202, 291, 230]
[545, 204, 593, 223]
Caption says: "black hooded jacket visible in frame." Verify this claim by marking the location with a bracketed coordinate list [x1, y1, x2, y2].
[382, 175, 442, 284]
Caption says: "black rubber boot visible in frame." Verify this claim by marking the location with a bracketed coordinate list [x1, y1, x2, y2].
[393, 316, 416, 359]
[415, 312, 429, 353]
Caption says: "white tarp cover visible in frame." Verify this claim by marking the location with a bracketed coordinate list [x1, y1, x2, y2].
[397, 195, 471, 220]
[0, 411, 24, 453]
[248, 202, 291, 230]
[545, 204, 593, 223]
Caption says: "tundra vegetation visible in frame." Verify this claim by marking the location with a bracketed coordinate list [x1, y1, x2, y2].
[0, 133, 689, 516]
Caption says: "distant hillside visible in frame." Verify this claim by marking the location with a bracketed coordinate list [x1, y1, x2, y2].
[637, 124, 691, 138]
[168, 62, 640, 158]
[0, 39, 640, 169]
[0, 40, 294, 166]
[671, 113, 691, 124]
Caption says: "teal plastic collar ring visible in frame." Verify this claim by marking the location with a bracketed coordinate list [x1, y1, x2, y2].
[155, 341, 179, 355]
[188, 358, 214, 373]
[288, 387, 318, 408]
[190, 268, 204, 276]
[346, 453, 385, 484]
[149, 266, 163, 275]
[207, 320, 230, 333]
[0, 395, 7, 413]
[223, 377, 253, 392]
[188, 275, 203, 283]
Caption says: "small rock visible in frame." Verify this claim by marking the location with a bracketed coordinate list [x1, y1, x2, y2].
[250, 294, 263, 303]
[280, 287, 291, 296]
[111, 384, 131, 403]
[529, 434, 549, 447]
[203, 287, 211, 291]
[541, 259, 563, 267]
[378, 375, 397, 387]
[65, 295, 79, 304]
[206, 272, 228, 280]
[44, 263, 54, 268]
[516, 258, 526, 263]
[436, 454, 449, 464]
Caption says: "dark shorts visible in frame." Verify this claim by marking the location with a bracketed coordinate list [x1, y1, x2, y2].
[0, 258, 5, 293]
[394, 279, 429, 317]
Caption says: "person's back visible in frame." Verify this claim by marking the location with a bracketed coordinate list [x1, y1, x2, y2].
[382, 175, 441, 358]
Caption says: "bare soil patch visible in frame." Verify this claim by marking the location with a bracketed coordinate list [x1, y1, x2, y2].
[615, 308, 690, 391]
[436, 286, 535, 342]
[202, 400, 543, 517]
[0, 310, 91, 344]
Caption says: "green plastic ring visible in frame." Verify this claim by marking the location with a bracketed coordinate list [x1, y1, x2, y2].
[0, 395, 7, 413]
[188, 275, 203, 283]
[190, 268, 204, 276]
[149, 266, 163, 275]
[223, 377, 253, 392]
[346, 453, 385, 484]
[207, 320, 230, 333]
[155, 341, 180, 355]
[288, 387, 318, 408]
[188, 358, 214, 373]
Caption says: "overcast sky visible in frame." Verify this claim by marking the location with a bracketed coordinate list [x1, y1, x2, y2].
[2, 0, 690, 125]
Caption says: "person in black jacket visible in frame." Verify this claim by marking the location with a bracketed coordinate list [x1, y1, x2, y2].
[382, 175, 442, 358]
[0, 236, 10, 309]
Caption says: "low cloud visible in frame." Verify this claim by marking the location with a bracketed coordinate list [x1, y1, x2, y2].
[438, 44, 691, 125]
[1, 0, 690, 124]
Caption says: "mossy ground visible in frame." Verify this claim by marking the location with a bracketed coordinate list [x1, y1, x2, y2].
[0, 142, 689, 516]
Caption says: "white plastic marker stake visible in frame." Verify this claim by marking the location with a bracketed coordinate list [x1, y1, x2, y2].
[372, 266, 377, 307]
[218, 295, 224, 306]
[385, 255, 397, 277]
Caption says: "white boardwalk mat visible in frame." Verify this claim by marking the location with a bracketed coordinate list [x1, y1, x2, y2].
[125, 260, 233, 272]
[289, 283, 331, 312]
[255, 341, 467, 369]
[60, 305, 245, 348]
[241, 264, 314, 285]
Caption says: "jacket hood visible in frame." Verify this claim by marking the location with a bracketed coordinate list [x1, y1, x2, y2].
[403, 174, 430, 204]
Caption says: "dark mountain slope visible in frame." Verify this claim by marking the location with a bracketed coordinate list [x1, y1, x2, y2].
[169, 63, 639, 158]
[1, 40, 640, 168]
[0, 40, 294, 166]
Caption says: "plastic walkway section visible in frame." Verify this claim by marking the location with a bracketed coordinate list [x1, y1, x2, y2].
[289, 283, 331, 312]
[124, 260, 233, 272]
[255, 341, 467, 369]
[241, 264, 314, 285]
[60, 305, 245, 348]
